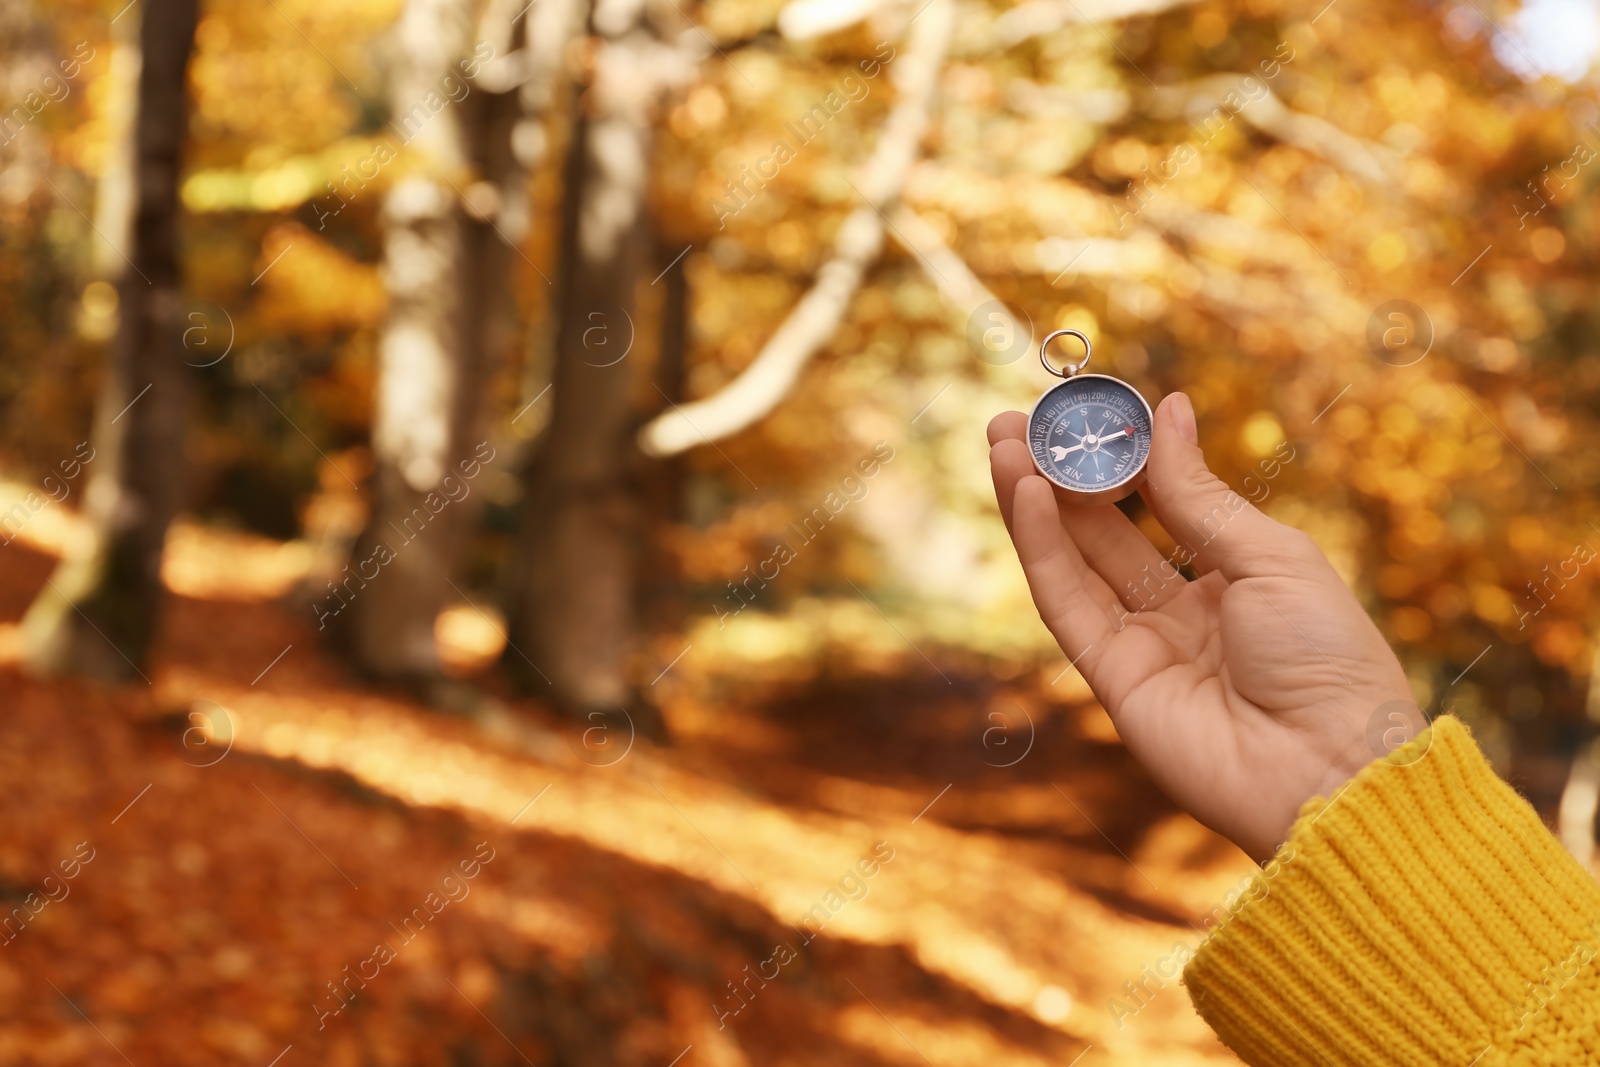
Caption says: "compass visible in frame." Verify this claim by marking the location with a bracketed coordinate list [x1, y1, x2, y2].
[1026, 330, 1153, 504]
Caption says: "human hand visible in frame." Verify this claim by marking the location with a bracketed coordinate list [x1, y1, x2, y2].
[988, 393, 1414, 862]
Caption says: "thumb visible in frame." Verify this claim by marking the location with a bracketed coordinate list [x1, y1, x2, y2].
[1141, 392, 1315, 581]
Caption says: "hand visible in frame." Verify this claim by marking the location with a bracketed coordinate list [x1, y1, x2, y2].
[988, 393, 1414, 862]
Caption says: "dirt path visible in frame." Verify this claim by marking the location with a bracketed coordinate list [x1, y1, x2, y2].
[0, 529, 1250, 1065]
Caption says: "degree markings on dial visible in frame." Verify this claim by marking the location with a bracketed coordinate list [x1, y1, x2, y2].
[1029, 380, 1150, 491]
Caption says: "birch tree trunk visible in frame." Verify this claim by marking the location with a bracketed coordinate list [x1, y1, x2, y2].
[22, 0, 198, 680]
[345, 0, 488, 679]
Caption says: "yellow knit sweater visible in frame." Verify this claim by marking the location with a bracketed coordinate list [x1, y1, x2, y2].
[1182, 716, 1600, 1065]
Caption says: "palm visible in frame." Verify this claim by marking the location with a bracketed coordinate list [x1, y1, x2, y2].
[989, 401, 1412, 861]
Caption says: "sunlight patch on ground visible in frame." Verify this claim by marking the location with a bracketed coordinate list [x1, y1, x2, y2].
[459, 883, 606, 963]
[835, 1003, 1065, 1067]
[0, 623, 22, 666]
[0, 479, 90, 556]
[833, 1002, 1235, 1066]
[161, 521, 314, 600]
[684, 594, 1059, 686]
[435, 603, 506, 676]
[155, 664, 1228, 1053]
[0, 489, 313, 601]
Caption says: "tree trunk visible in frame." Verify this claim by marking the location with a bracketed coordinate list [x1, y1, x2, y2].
[345, 0, 500, 679]
[640, 241, 690, 627]
[1558, 742, 1600, 867]
[1559, 641, 1600, 866]
[22, 0, 198, 681]
[512, 0, 656, 714]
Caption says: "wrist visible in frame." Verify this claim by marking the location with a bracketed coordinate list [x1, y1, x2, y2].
[1240, 726, 1397, 864]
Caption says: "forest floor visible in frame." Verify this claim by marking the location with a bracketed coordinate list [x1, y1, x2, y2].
[0, 519, 1255, 1067]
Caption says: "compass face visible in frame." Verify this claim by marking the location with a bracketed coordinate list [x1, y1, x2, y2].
[1027, 374, 1153, 498]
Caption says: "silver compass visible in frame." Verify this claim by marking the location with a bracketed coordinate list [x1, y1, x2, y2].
[1026, 330, 1153, 504]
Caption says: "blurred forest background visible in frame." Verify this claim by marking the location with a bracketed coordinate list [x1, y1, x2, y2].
[3, 0, 1600, 1062]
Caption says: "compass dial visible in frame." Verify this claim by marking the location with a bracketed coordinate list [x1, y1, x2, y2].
[1027, 374, 1153, 499]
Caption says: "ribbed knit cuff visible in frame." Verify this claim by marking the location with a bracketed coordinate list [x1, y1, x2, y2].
[1182, 716, 1600, 1066]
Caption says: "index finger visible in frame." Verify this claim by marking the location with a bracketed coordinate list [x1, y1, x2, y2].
[1009, 474, 1116, 676]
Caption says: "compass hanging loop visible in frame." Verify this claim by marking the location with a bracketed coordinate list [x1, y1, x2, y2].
[1040, 329, 1092, 379]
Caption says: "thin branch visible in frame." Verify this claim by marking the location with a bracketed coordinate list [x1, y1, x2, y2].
[995, 0, 1201, 47]
[777, 0, 886, 40]
[1149, 75, 1401, 186]
[637, 0, 955, 458]
[885, 204, 1022, 333]
[1005, 81, 1130, 124]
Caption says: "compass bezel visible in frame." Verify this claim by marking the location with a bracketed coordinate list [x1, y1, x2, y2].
[1025, 372, 1154, 504]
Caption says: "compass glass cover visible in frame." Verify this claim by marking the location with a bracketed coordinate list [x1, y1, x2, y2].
[1028, 375, 1153, 493]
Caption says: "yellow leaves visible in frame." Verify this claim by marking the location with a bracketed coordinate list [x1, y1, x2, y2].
[76, 279, 118, 341]
[1428, 583, 1469, 622]
[664, 498, 794, 584]
[1499, 391, 1565, 452]
[943, 64, 998, 108]
[1377, 564, 1416, 598]
[1238, 411, 1283, 457]
[1463, 101, 1519, 159]
[1477, 336, 1526, 373]
[1417, 439, 1459, 479]
[1329, 403, 1371, 443]
[1287, 80, 1330, 120]
[1374, 68, 1450, 123]
[765, 219, 811, 269]
[1370, 72, 1415, 125]
[183, 157, 315, 213]
[702, 0, 783, 43]
[1405, 509, 1447, 549]
[1471, 582, 1518, 627]
[1092, 138, 1150, 179]
[1368, 431, 1407, 467]
[1507, 515, 1547, 558]
[188, 2, 382, 158]
[1254, 144, 1305, 187]
[1534, 620, 1589, 670]
[1389, 606, 1433, 643]
[1529, 226, 1566, 263]
[1402, 156, 1453, 201]
[183, 136, 399, 213]
[253, 223, 386, 336]
[193, 15, 231, 52]
[1366, 231, 1407, 271]
[1051, 305, 1097, 338]
[1485, 270, 1546, 340]
[1166, 259, 1202, 301]
[687, 85, 728, 130]
[1190, 9, 1230, 49]
[1378, 402, 1420, 440]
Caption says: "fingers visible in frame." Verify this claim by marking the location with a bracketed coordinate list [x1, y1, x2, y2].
[1142, 392, 1322, 581]
[987, 411, 1028, 536]
[1009, 474, 1117, 671]
[987, 410, 1026, 447]
[990, 436, 1183, 611]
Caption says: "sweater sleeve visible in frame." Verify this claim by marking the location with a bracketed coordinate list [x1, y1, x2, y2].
[1181, 715, 1600, 1066]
